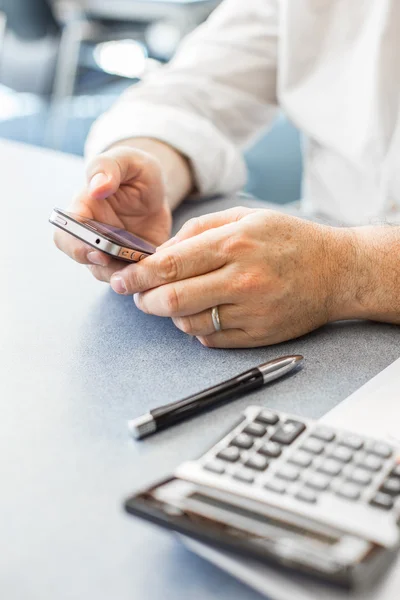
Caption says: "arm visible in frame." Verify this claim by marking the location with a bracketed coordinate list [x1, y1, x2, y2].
[339, 226, 400, 324]
[86, 0, 279, 206]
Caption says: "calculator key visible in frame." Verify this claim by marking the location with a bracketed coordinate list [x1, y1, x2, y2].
[288, 450, 312, 469]
[365, 441, 393, 459]
[204, 461, 225, 475]
[304, 472, 330, 491]
[390, 464, 400, 478]
[258, 441, 282, 458]
[347, 468, 372, 486]
[380, 478, 400, 496]
[275, 464, 300, 482]
[244, 454, 269, 471]
[370, 492, 394, 510]
[233, 469, 255, 484]
[318, 458, 342, 477]
[335, 483, 360, 501]
[328, 445, 353, 463]
[301, 437, 324, 455]
[295, 488, 317, 504]
[243, 422, 267, 437]
[255, 410, 279, 425]
[270, 420, 306, 445]
[356, 454, 383, 472]
[339, 434, 364, 451]
[264, 479, 286, 494]
[217, 446, 240, 462]
[311, 426, 335, 442]
[231, 433, 254, 450]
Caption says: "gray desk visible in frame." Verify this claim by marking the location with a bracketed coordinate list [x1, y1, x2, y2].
[1, 140, 399, 600]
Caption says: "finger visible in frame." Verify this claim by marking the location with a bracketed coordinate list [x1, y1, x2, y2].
[158, 207, 255, 250]
[197, 330, 264, 349]
[110, 227, 229, 295]
[133, 270, 233, 317]
[85, 258, 126, 282]
[53, 186, 112, 265]
[172, 304, 239, 336]
[53, 227, 111, 266]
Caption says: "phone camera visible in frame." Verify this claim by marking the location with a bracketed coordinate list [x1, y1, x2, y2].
[95, 238, 100, 244]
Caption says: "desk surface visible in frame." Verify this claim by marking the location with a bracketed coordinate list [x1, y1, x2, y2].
[1, 140, 399, 600]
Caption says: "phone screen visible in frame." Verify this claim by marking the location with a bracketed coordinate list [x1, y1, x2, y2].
[62, 210, 156, 254]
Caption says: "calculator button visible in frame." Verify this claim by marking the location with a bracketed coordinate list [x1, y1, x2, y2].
[217, 446, 240, 462]
[365, 441, 393, 459]
[233, 469, 255, 484]
[380, 478, 400, 496]
[270, 420, 306, 445]
[295, 488, 317, 504]
[204, 461, 225, 475]
[335, 483, 360, 501]
[339, 434, 364, 450]
[390, 464, 400, 478]
[264, 479, 286, 494]
[304, 472, 330, 491]
[370, 492, 394, 510]
[231, 433, 253, 450]
[244, 454, 269, 471]
[275, 464, 300, 482]
[356, 454, 383, 472]
[301, 437, 324, 455]
[243, 423, 267, 437]
[311, 426, 335, 442]
[258, 441, 282, 458]
[288, 450, 312, 469]
[318, 458, 342, 477]
[328, 445, 353, 463]
[347, 468, 372, 486]
[255, 410, 279, 425]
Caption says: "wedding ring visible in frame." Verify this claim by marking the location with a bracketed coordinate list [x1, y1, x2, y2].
[211, 306, 222, 332]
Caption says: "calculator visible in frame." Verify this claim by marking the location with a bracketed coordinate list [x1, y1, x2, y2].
[124, 406, 400, 589]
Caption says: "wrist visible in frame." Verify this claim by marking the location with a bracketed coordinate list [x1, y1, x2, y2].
[327, 225, 400, 322]
[322, 226, 361, 322]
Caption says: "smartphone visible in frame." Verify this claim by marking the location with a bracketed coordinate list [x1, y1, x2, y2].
[49, 207, 156, 262]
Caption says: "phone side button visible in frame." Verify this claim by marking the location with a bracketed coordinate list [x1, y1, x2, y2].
[138, 254, 147, 261]
[54, 216, 67, 226]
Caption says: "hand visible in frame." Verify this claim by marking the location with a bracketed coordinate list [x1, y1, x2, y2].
[54, 145, 172, 282]
[108, 207, 356, 347]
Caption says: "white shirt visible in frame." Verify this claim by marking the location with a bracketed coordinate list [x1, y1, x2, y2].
[86, 0, 400, 225]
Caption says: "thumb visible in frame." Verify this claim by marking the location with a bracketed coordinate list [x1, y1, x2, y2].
[86, 153, 122, 200]
[85, 146, 147, 200]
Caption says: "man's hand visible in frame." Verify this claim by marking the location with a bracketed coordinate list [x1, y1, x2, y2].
[108, 207, 359, 347]
[53, 144, 173, 283]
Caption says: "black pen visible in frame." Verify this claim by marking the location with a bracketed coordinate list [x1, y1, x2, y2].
[128, 355, 303, 439]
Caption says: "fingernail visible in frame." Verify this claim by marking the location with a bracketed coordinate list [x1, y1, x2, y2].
[110, 274, 127, 294]
[133, 293, 140, 307]
[87, 251, 108, 266]
[89, 172, 110, 193]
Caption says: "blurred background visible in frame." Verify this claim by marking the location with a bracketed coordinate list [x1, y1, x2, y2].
[0, 0, 302, 203]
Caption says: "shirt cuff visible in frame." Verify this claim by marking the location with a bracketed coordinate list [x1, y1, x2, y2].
[85, 102, 247, 197]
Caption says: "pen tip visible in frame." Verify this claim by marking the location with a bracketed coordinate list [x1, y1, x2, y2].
[293, 355, 304, 363]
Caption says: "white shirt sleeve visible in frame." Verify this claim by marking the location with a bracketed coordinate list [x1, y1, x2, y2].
[85, 0, 279, 197]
